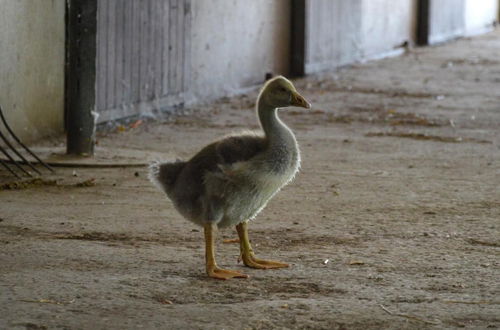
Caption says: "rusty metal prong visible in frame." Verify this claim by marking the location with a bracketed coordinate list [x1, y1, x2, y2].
[0, 155, 21, 179]
[0, 141, 32, 177]
[0, 128, 41, 175]
[0, 106, 54, 173]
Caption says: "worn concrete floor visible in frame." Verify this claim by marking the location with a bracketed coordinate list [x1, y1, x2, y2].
[1, 31, 499, 329]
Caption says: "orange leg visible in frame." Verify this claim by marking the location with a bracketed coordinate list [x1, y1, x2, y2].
[236, 221, 289, 269]
[204, 223, 248, 280]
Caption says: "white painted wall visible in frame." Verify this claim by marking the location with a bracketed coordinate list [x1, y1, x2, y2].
[305, 0, 416, 73]
[189, 0, 291, 102]
[464, 0, 498, 36]
[360, 0, 415, 60]
[0, 0, 65, 143]
[305, 0, 363, 73]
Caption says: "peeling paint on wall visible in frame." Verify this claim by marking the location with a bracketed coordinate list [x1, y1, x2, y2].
[0, 0, 65, 144]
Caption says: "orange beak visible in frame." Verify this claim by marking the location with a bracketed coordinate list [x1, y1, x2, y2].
[291, 91, 311, 109]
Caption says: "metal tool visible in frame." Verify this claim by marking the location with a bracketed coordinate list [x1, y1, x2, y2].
[0, 105, 54, 178]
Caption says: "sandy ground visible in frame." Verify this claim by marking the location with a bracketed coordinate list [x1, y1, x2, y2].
[1, 31, 500, 329]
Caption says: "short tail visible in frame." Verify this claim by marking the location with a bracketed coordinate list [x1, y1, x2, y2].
[148, 160, 185, 195]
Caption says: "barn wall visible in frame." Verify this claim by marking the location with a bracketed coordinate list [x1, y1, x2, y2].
[304, 0, 415, 74]
[464, 0, 498, 36]
[189, 0, 291, 102]
[95, 0, 191, 123]
[428, 0, 466, 44]
[92, 0, 500, 121]
[360, 0, 415, 60]
[0, 0, 65, 143]
[2, 0, 498, 137]
[304, 0, 363, 73]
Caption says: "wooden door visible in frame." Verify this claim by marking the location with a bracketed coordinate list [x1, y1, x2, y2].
[95, 0, 191, 122]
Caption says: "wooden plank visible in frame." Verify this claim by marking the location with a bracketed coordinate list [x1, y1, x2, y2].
[94, 0, 190, 119]
[139, 0, 147, 101]
[144, 0, 153, 101]
[175, 0, 184, 94]
[105, 0, 116, 109]
[131, 0, 141, 102]
[179, 0, 184, 93]
[182, 0, 191, 92]
[114, 0, 124, 108]
[141, 0, 149, 101]
[162, 0, 172, 96]
[145, 0, 155, 100]
[153, 0, 163, 100]
[168, 0, 178, 95]
[162, 0, 170, 96]
[122, 0, 132, 105]
[97, 93, 183, 123]
[96, 0, 107, 111]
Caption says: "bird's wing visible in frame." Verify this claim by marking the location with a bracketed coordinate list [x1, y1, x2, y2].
[201, 134, 266, 194]
[214, 134, 266, 166]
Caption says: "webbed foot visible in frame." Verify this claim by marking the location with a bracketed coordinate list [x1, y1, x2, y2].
[241, 253, 289, 269]
[236, 221, 289, 270]
[204, 223, 248, 280]
[222, 238, 240, 244]
[206, 265, 248, 280]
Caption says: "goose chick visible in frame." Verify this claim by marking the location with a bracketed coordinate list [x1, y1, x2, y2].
[149, 76, 311, 280]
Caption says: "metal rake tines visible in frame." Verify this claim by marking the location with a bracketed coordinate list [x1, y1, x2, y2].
[0, 106, 54, 178]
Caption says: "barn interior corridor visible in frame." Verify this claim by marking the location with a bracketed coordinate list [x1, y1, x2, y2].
[1, 29, 499, 329]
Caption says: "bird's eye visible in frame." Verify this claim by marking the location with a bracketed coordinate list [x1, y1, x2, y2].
[279, 87, 287, 92]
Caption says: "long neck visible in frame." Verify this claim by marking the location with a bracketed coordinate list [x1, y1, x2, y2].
[257, 98, 295, 147]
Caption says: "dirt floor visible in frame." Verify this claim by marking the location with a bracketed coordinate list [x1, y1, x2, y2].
[1, 31, 500, 329]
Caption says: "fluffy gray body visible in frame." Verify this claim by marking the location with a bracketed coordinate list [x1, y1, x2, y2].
[149, 76, 305, 228]
[149, 113, 300, 228]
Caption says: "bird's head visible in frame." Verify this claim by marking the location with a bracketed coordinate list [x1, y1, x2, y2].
[259, 76, 311, 110]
